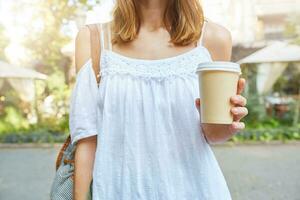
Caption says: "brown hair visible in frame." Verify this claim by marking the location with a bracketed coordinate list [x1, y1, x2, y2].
[111, 0, 204, 46]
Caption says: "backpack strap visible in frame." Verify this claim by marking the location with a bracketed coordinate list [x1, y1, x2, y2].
[86, 24, 101, 85]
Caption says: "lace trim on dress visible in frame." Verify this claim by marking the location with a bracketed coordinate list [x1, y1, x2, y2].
[99, 45, 212, 81]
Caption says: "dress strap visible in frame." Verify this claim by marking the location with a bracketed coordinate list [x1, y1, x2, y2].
[86, 23, 101, 84]
[197, 19, 208, 47]
[99, 22, 113, 51]
[107, 23, 112, 51]
[99, 23, 105, 51]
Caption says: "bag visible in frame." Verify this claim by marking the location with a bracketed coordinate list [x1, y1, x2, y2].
[50, 23, 102, 200]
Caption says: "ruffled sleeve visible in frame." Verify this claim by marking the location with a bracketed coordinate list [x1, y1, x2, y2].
[69, 59, 99, 145]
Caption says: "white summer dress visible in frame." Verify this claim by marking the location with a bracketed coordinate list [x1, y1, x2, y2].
[69, 22, 232, 200]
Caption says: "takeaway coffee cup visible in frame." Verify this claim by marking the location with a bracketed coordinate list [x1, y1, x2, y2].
[196, 61, 242, 124]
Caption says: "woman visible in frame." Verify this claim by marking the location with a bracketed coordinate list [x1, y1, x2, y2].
[71, 0, 248, 199]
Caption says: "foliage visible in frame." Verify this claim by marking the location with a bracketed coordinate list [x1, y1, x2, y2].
[231, 13, 299, 134]
[241, 64, 270, 127]
[273, 64, 300, 95]
[35, 71, 72, 126]
[285, 13, 300, 44]
[0, 0, 94, 143]
[16, 0, 99, 125]
[0, 105, 69, 134]
[0, 129, 68, 143]
[0, 106, 30, 133]
[244, 94, 299, 128]
[242, 93, 268, 128]
[1, 125, 300, 144]
[20, 0, 102, 74]
[21, 0, 77, 74]
[232, 126, 300, 143]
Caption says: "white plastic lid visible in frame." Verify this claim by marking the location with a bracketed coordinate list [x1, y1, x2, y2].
[196, 61, 241, 75]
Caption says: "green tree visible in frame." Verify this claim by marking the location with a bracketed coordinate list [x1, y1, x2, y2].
[1, 0, 102, 136]
[285, 13, 300, 126]
[23, 0, 77, 75]
[8, 0, 91, 128]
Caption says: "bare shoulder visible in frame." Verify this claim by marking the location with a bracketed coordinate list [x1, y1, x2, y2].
[75, 26, 92, 73]
[202, 20, 232, 61]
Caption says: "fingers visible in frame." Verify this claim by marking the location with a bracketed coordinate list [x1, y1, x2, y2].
[231, 107, 248, 121]
[237, 78, 246, 95]
[195, 98, 200, 107]
[195, 98, 200, 113]
[231, 95, 247, 107]
[229, 121, 245, 133]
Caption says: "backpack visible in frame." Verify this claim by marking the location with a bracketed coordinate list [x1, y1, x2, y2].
[50, 23, 102, 200]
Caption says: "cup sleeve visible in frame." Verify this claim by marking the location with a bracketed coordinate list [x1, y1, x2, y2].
[69, 59, 99, 145]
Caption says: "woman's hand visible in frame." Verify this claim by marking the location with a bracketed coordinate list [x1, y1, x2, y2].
[195, 78, 248, 144]
[228, 78, 248, 133]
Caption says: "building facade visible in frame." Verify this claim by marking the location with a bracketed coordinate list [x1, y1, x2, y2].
[202, 0, 300, 47]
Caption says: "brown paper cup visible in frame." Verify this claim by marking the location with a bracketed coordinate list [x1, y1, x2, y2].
[196, 62, 242, 124]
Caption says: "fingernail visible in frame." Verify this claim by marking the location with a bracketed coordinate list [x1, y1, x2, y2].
[232, 123, 238, 129]
[234, 123, 241, 129]
[232, 108, 238, 113]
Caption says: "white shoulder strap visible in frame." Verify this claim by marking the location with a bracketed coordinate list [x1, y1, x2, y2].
[99, 23, 112, 51]
[107, 23, 112, 50]
[99, 23, 105, 51]
[197, 19, 207, 46]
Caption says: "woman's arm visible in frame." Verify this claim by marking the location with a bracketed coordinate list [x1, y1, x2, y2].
[195, 21, 248, 144]
[74, 136, 97, 199]
[73, 26, 98, 200]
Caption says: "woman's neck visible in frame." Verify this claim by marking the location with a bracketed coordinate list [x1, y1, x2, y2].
[138, 0, 168, 31]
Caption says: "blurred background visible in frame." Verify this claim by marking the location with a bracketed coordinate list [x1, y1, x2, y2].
[0, 0, 299, 200]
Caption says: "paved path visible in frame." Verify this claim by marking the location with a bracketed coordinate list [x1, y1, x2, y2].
[0, 144, 299, 200]
[213, 144, 300, 200]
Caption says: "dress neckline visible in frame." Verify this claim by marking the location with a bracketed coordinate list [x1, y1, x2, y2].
[99, 20, 211, 64]
[102, 44, 211, 64]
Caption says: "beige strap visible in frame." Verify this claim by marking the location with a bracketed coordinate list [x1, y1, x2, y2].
[86, 24, 101, 85]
